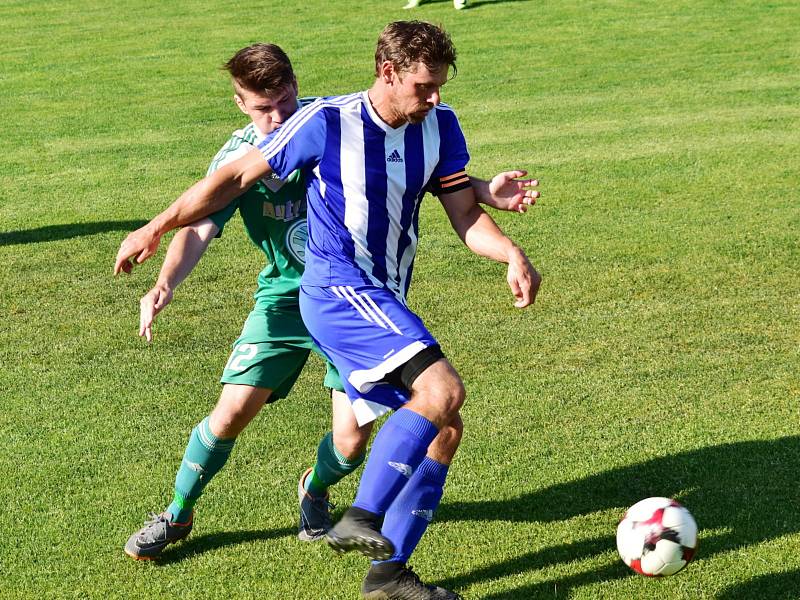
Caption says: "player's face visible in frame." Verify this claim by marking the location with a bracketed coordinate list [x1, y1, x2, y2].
[394, 63, 448, 124]
[234, 80, 298, 134]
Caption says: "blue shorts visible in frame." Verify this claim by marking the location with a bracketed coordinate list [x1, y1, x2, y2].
[299, 284, 439, 425]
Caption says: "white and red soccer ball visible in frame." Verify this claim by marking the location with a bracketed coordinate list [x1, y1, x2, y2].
[616, 497, 698, 577]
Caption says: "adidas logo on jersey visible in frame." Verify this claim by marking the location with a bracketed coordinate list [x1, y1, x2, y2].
[388, 461, 413, 477]
[412, 509, 434, 522]
[386, 149, 404, 163]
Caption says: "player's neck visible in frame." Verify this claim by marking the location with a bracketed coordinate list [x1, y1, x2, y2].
[367, 84, 405, 129]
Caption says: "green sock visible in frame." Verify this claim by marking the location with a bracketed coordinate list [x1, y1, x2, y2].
[166, 417, 236, 523]
[304, 432, 365, 497]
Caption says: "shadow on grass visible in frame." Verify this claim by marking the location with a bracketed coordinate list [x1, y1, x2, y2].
[717, 568, 800, 599]
[157, 526, 295, 564]
[436, 436, 800, 598]
[436, 534, 624, 597]
[0, 220, 147, 246]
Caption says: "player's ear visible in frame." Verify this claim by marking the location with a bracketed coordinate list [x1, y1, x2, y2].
[291, 78, 299, 95]
[379, 60, 395, 85]
[234, 94, 248, 115]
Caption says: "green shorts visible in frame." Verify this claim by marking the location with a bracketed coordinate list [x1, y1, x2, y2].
[220, 305, 343, 401]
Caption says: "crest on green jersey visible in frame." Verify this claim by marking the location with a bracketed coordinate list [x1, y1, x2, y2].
[286, 219, 307, 264]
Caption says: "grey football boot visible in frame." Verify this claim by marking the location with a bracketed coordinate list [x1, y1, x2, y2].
[124, 512, 193, 560]
[362, 562, 463, 600]
[325, 506, 395, 560]
[298, 468, 335, 541]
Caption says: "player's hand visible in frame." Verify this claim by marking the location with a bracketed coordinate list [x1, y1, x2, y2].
[114, 225, 162, 275]
[506, 248, 541, 308]
[139, 283, 173, 342]
[489, 170, 540, 213]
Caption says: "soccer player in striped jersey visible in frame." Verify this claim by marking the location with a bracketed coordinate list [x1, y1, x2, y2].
[260, 24, 539, 598]
[116, 21, 541, 599]
[118, 40, 539, 583]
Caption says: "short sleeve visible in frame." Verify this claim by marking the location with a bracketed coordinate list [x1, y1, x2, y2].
[258, 100, 327, 180]
[429, 107, 471, 196]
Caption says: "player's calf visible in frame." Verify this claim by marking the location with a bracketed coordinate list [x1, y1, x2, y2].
[426, 413, 463, 464]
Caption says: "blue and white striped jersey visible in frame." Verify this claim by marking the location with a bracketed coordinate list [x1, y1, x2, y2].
[258, 91, 470, 302]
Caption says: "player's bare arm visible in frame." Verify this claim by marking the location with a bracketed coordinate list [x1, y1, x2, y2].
[139, 218, 220, 342]
[439, 185, 541, 308]
[114, 147, 270, 275]
[471, 170, 540, 213]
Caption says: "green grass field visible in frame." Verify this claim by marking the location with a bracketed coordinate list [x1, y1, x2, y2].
[1, 0, 799, 597]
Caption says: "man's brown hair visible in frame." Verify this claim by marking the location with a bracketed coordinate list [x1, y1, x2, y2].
[224, 43, 295, 94]
[374, 21, 457, 78]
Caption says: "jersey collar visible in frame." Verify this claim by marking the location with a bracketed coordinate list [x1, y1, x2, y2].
[361, 90, 408, 137]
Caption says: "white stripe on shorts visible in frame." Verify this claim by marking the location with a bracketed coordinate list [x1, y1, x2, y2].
[332, 286, 403, 335]
[351, 397, 392, 426]
[332, 285, 376, 325]
[342, 286, 388, 329]
[348, 340, 428, 393]
[356, 288, 402, 334]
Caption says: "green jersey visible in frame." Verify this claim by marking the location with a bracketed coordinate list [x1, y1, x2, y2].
[207, 102, 315, 310]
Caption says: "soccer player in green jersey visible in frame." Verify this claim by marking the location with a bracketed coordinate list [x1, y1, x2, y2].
[121, 43, 539, 564]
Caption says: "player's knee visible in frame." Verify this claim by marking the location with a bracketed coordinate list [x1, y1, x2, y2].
[210, 385, 269, 437]
[436, 374, 466, 415]
[407, 358, 465, 427]
[453, 379, 466, 411]
[333, 423, 371, 460]
[209, 410, 242, 438]
[423, 380, 465, 425]
[209, 406, 251, 437]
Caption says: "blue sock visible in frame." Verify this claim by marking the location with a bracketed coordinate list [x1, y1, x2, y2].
[352, 408, 439, 515]
[166, 417, 236, 523]
[378, 456, 449, 564]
